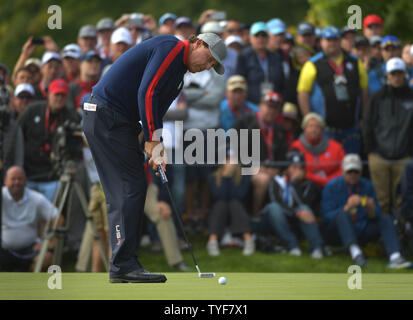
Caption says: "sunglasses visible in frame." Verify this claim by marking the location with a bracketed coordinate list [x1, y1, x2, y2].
[389, 70, 404, 76]
[346, 169, 361, 174]
[254, 32, 268, 38]
[17, 94, 32, 100]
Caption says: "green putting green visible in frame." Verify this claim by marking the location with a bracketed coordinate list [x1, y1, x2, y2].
[1, 272, 412, 300]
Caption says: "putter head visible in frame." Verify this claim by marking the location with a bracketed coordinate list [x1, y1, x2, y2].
[196, 265, 215, 278]
[199, 272, 216, 278]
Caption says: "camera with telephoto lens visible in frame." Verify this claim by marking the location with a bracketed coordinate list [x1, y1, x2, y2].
[51, 119, 83, 175]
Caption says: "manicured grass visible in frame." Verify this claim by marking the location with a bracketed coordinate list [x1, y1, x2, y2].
[1, 272, 412, 300]
[137, 235, 413, 274]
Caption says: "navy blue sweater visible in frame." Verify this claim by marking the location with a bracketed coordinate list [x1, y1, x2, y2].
[92, 35, 189, 141]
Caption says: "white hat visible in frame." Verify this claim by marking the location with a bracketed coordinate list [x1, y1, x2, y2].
[386, 57, 406, 73]
[14, 83, 35, 97]
[301, 112, 324, 130]
[111, 27, 132, 45]
[24, 58, 41, 68]
[201, 21, 224, 34]
[224, 35, 244, 46]
[61, 44, 82, 59]
[41, 51, 62, 66]
[342, 154, 362, 172]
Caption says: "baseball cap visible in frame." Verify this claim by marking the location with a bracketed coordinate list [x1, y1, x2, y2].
[322, 26, 341, 39]
[175, 17, 193, 28]
[354, 36, 370, 47]
[225, 35, 244, 47]
[14, 83, 34, 97]
[301, 112, 324, 130]
[267, 18, 286, 35]
[159, 13, 177, 26]
[41, 51, 62, 66]
[96, 17, 115, 31]
[342, 154, 362, 172]
[282, 102, 298, 120]
[363, 14, 383, 29]
[128, 13, 145, 28]
[61, 44, 82, 59]
[381, 35, 401, 48]
[48, 78, 68, 95]
[80, 50, 102, 62]
[284, 32, 295, 44]
[250, 22, 269, 36]
[286, 149, 305, 166]
[341, 26, 357, 36]
[297, 22, 315, 36]
[227, 75, 247, 91]
[201, 21, 224, 34]
[386, 57, 406, 73]
[111, 27, 132, 45]
[78, 25, 97, 38]
[369, 35, 382, 46]
[263, 91, 283, 106]
[24, 58, 41, 68]
[197, 33, 227, 75]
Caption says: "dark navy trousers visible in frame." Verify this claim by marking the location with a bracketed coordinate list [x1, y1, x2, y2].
[83, 95, 147, 276]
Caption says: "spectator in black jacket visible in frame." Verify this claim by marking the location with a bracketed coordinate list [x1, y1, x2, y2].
[235, 22, 285, 104]
[17, 78, 81, 201]
[234, 91, 288, 216]
[363, 57, 413, 215]
[252, 150, 324, 259]
[206, 157, 254, 257]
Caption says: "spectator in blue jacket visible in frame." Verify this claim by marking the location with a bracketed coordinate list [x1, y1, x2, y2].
[206, 156, 254, 257]
[368, 35, 402, 95]
[220, 74, 258, 131]
[235, 22, 285, 104]
[321, 154, 412, 269]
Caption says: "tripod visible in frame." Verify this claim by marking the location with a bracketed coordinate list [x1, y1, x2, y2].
[34, 160, 109, 272]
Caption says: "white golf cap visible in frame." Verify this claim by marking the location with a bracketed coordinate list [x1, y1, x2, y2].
[111, 27, 132, 45]
[224, 35, 244, 46]
[197, 33, 227, 75]
[61, 43, 82, 59]
[386, 57, 406, 73]
[342, 154, 362, 172]
[24, 58, 41, 68]
[14, 83, 35, 97]
[96, 17, 115, 31]
[41, 51, 62, 66]
[201, 21, 224, 34]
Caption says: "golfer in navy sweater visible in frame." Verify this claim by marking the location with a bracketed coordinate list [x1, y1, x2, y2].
[83, 33, 226, 283]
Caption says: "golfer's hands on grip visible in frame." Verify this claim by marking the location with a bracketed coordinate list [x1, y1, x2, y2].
[144, 141, 167, 176]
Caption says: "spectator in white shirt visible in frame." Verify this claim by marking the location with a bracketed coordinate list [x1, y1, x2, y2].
[0, 166, 58, 271]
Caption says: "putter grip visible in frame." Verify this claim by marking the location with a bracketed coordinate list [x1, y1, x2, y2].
[157, 166, 168, 184]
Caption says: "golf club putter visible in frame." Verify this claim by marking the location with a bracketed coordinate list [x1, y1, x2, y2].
[156, 165, 215, 278]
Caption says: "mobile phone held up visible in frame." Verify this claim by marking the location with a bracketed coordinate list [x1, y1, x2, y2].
[210, 11, 226, 21]
[31, 37, 45, 45]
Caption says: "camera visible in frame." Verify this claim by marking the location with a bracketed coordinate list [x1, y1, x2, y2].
[210, 11, 226, 21]
[31, 37, 45, 45]
[51, 120, 83, 175]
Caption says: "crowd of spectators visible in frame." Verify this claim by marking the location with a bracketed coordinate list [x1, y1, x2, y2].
[1, 9, 413, 272]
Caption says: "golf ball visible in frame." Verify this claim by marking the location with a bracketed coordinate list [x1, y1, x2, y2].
[218, 276, 227, 285]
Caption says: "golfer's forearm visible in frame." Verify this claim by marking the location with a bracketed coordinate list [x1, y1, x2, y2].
[298, 91, 311, 116]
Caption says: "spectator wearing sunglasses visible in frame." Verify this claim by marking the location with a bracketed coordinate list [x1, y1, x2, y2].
[363, 58, 413, 217]
[321, 154, 413, 269]
[368, 35, 403, 94]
